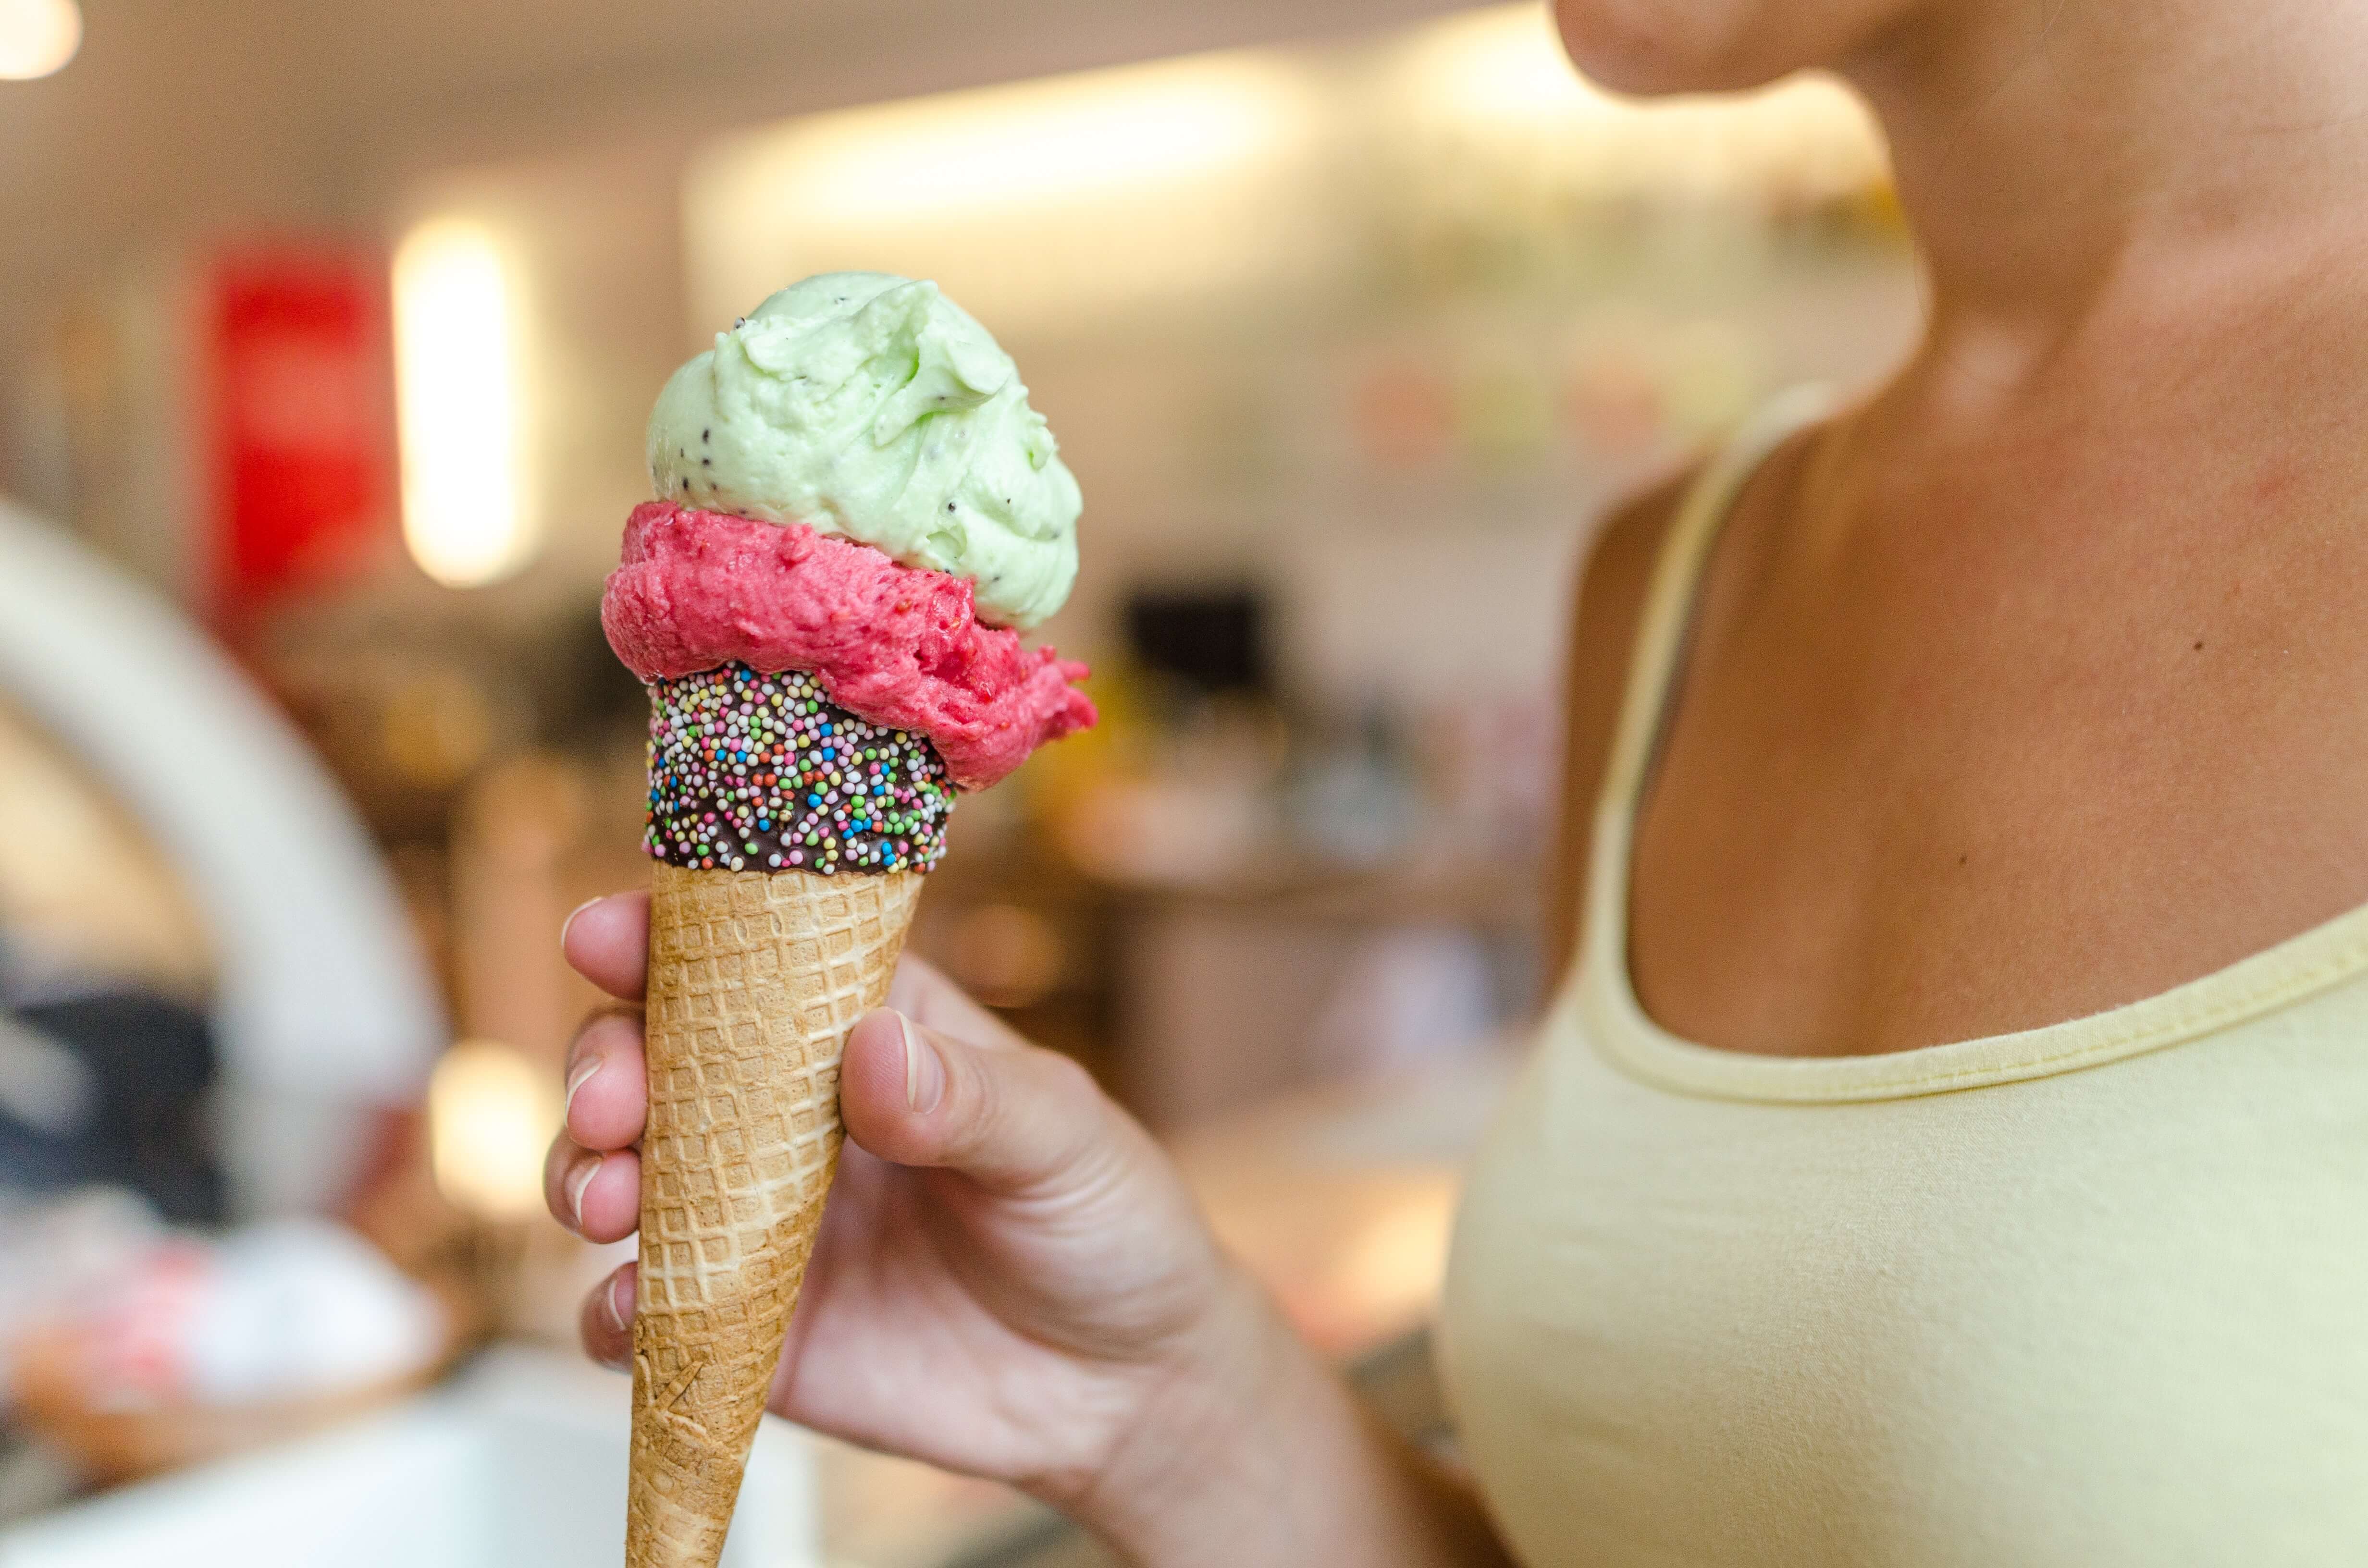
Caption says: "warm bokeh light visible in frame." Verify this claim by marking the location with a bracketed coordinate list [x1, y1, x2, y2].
[687, 51, 1326, 333]
[427, 1039, 557, 1221]
[758, 56, 1316, 225]
[392, 217, 536, 588]
[1411, 0, 1607, 125]
[0, 0, 80, 82]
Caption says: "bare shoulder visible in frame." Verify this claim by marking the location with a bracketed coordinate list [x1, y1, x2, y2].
[1541, 466, 1695, 992]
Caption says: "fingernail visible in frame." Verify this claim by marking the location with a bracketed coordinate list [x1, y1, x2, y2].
[898, 1011, 945, 1115]
[560, 896, 602, 952]
[565, 1156, 600, 1227]
[563, 1054, 602, 1121]
[605, 1269, 635, 1332]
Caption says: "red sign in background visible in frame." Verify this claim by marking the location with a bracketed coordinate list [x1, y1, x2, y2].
[205, 246, 394, 626]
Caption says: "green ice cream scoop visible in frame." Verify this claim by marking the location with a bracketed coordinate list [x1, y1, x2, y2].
[647, 271, 1080, 630]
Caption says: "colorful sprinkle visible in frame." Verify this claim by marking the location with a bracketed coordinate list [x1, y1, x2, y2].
[641, 664, 955, 874]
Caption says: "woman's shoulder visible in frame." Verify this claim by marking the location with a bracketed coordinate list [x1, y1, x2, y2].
[1541, 464, 1697, 984]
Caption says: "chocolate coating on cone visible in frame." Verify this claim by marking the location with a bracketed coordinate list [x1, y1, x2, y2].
[642, 663, 955, 874]
[629, 861, 924, 1568]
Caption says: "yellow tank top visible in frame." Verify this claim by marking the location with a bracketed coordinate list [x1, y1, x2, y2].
[1438, 389, 2368, 1567]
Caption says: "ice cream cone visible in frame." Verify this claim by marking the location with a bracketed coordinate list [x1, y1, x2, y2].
[627, 860, 923, 1568]
[605, 273, 1095, 1565]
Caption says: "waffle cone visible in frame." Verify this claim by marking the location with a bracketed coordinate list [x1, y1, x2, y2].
[628, 860, 924, 1568]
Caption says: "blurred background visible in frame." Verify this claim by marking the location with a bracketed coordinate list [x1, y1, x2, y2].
[0, 0, 1919, 1561]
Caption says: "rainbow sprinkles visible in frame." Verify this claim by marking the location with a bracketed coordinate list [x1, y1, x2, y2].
[642, 663, 955, 874]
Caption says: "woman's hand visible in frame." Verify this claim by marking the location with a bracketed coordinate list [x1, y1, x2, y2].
[546, 891, 1507, 1567]
[545, 892, 1288, 1556]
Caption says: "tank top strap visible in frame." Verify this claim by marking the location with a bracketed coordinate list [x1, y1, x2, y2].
[1577, 386, 1836, 991]
[1595, 384, 1837, 820]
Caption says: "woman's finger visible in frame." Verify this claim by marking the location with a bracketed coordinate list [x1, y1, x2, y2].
[563, 892, 650, 1002]
[841, 1009, 1127, 1195]
[544, 1133, 642, 1243]
[580, 1262, 636, 1371]
[563, 1011, 648, 1153]
[543, 1131, 588, 1234]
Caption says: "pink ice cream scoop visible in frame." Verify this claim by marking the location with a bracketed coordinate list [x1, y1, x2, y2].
[601, 502, 1095, 792]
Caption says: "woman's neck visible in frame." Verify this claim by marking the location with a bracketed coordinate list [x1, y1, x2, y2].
[1844, 0, 2368, 390]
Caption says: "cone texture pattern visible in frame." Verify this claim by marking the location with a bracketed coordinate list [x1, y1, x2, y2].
[629, 861, 924, 1568]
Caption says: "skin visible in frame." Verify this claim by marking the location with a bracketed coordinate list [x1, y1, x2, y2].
[550, 0, 2368, 1556]
[549, 899, 1498, 1566]
[1614, 0, 2368, 1053]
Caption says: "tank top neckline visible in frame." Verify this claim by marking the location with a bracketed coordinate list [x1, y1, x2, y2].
[1577, 385, 2368, 1104]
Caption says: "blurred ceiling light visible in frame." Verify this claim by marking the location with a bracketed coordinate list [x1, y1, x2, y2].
[393, 218, 536, 588]
[689, 53, 1328, 337]
[428, 1039, 556, 1221]
[762, 57, 1316, 226]
[0, 0, 79, 82]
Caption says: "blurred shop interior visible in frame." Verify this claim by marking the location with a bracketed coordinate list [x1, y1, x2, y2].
[0, 0, 1919, 1560]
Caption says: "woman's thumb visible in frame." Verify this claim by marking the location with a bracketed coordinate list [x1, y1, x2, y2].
[840, 1010, 1115, 1193]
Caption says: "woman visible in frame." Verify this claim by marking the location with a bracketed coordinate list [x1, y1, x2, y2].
[545, 0, 2368, 1559]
